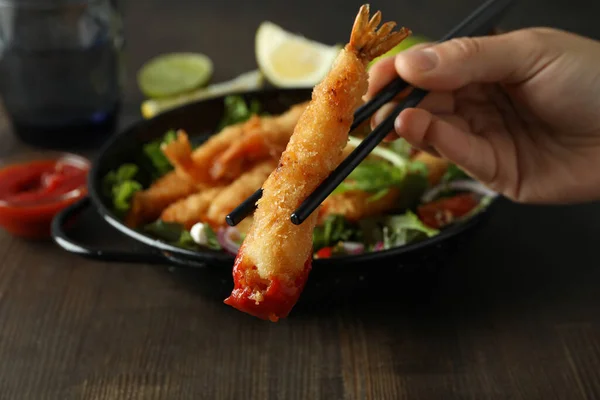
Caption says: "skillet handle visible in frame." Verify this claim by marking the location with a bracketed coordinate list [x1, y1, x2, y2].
[51, 197, 171, 265]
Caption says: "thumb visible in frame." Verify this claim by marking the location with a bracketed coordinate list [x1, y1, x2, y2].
[394, 28, 561, 91]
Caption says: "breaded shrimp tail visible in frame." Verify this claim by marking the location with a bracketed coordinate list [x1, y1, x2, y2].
[224, 4, 410, 322]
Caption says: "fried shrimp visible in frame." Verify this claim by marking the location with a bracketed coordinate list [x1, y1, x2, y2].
[224, 5, 410, 321]
[161, 130, 210, 184]
[412, 151, 450, 185]
[161, 104, 307, 185]
[125, 171, 198, 228]
[160, 186, 225, 230]
[210, 102, 308, 180]
[319, 188, 403, 222]
[205, 159, 277, 227]
[159, 159, 276, 230]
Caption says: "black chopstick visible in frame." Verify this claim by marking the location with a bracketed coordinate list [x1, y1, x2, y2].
[226, 0, 515, 227]
[290, 87, 429, 225]
[225, 188, 263, 226]
[225, 77, 410, 226]
[225, 77, 411, 227]
[290, 0, 515, 225]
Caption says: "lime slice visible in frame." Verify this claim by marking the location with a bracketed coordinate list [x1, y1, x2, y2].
[141, 70, 264, 119]
[255, 21, 341, 88]
[369, 35, 430, 68]
[137, 52, 214, 98]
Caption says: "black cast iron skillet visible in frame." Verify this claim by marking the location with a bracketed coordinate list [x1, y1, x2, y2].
[51, 88, 498, 304]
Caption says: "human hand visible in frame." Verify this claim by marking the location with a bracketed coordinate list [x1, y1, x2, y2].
[367, 28, 600, 204]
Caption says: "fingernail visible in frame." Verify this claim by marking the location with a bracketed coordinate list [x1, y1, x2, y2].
[394, 114, 404, 134]
[372, 109, 385, 127]
[404, 48, 438, 71]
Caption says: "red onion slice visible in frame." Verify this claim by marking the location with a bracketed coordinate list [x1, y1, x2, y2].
[421, 179, 497, 203]
[217, 226, 242, 255]
[341, 241, 365, 255]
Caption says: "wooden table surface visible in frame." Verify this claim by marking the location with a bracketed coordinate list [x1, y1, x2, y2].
[1, 0, 600, 399]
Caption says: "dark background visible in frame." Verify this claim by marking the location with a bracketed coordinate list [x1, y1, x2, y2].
[0, 0, 599, 399]
[122, 0, 600, 106]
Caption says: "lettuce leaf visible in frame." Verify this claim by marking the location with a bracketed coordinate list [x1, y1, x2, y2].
[202, 224, 221, 250]
[218, 95, 261, 130]
[331, 159, 406, 201]
[313, 215, 360, 251]
[382, 211, 439, 249]
[142, 129, 177, 178]
[143, 220, 222, 250]
[388, 138, 413, 159]
[441, 163, 469, 183]
[102, 163, 143, 214]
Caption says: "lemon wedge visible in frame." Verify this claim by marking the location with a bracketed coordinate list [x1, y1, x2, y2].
[141, 70, 264, 119]
[256, 21, 341, 88]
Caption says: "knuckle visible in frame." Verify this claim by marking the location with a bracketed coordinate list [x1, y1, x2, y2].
[512, 27, 562, 49]
[446, 37, 483, 59]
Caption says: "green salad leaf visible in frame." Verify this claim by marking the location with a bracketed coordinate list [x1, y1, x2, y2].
[313, 215, 361, 251]
[143, 129, 177, 178]
[218, 95, 261, 129]
[202, 224, 221, 250]
[102, 164, 143, 214]
[442, 163, 469, 183]
[178, 229, 197, 248]
[382, 211, 439, 249]
[103, 130, 178, 215]
[143, 220, 222, 250]
[341, 136, 429, 202]
[347, 136, 408, 168]
[408, 160, 429, 179]
[388, 138, 413, 159]
[332, 159, 407, 201]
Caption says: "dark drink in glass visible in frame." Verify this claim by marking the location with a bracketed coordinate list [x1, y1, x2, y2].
[0, 0, 124, 149]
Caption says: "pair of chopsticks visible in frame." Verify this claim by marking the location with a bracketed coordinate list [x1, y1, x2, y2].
[226, 0, 515, 227]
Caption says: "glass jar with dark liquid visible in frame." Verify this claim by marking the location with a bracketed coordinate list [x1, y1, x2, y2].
[0, 0, 124, 149]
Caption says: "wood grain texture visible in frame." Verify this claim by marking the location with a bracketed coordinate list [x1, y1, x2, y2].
[1, 1, 600, 399]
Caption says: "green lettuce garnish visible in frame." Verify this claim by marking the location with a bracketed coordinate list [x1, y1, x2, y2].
[143, 220, 222, 251]
[218, 95, 261, 129]
[388, 138, 413, 159]
[202, 224, 221, 250]
[332, 159, 406, 201]
[102, 164, 143, 215]
[313, 215, 360, 251]
[381, 211, 439, 249]
[143, 129, 177, 178]
[441, 163, 469, 183]
[339, 136, 428, 201]
[347, 136, 408, 168]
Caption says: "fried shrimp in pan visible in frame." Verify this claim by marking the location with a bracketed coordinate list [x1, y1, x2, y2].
[224, 5, 410, 321]
[319, 188, 403, 222]
[161, 130, 211, 184]
[125, 171, 198, 228]
[205, 159, 278, 227]
[210, 102, 309, 180]
[159, 160, 276, 230]
[412, 151, 450, 186]
[160, 186, 225, 230]
[160, 122, 249, 186]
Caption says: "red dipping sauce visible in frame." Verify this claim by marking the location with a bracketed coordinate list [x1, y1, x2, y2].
[0, 153, 90, 239]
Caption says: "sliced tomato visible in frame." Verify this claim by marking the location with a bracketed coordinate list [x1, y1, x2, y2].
[418, 193, 479, 229]
[315, 247, 333, 259]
